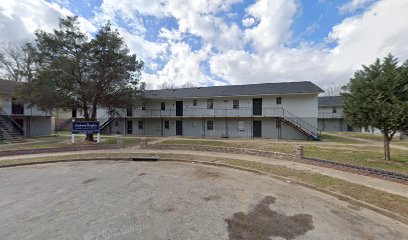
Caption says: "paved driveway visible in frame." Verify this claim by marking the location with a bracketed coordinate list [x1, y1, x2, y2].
[0, 161, 406, 239]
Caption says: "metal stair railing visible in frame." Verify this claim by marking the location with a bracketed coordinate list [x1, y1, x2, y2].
[0, 107, 25, 139]
[280, 108, 321, 140]
[98, 112, 116, 130]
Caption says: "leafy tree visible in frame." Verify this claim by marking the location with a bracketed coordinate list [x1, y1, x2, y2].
[342, 54, 408, 160]
[17, 16, 144, 141]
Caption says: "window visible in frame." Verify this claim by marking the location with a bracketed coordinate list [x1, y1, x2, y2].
[238, 121, 245, 131]
[193, 100, 197, 106]
[141, 103, 146, 110]
[332, 107, 337, 113]
[276, 97, 282, 105]
[161, 102, 165, 110]
[126, 107, 132, 117]
[138, 120, 143, 129]
[233, 100, 239, 109]
[207, 99, 214, 109]
[115, 120, 119, 127]
[207, 120, 214, 130]
[164, 120, 169, 129]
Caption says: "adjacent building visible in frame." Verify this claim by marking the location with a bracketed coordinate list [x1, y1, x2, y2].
[318, 96, 360, 132]
[103, 81, 324, 140]
[0, 80, 52, 141]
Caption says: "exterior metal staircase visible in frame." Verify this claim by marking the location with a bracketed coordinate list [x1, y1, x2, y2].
[0, 108, 25, 143]
[55, 118, 73, 132]
[98, 112, 116, 132]
[279, 108, 321, 141]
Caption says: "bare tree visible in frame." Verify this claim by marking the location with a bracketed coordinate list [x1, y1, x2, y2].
[322, 85, 343, 96]
[0, 41, 37, 82]
[158, 82, 178, 90]
[158, 81, 198, 89]
[180, 82, 197, 88]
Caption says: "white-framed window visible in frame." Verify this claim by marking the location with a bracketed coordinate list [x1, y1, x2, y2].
[138, 120, 143, 129]
[141, 103, 146, 110]
[332, 107, 337, 113]
[161, 102, 165, 110]
[276, 97, 282, 105]
[193, 99, 197, 106]
[207, 99, 213, 109]
[164, 120, 169, 129]
[207, 120, 214, 130]
[233, 100, 239, 109]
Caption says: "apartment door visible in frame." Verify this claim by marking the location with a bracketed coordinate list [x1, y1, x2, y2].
[253, 98, 262, 115]
[127, 120, 133, 134]
[176, 120, 183, 136]
[176, 101, 183, 116]
[253, 120, 262, 137]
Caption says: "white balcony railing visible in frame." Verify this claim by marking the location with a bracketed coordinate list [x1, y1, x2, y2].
[318, 112, 344, 119]
[127, 107, 286, 118]
[0, 105, 52, 117]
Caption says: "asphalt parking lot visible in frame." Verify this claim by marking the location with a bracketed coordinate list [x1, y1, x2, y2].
[0, 161, 406, 240]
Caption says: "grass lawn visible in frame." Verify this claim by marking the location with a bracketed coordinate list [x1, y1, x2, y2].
[304, 145, 408, 173]
[161, 139, 295, 154]
[160, 138, 408, 173]
[320, 133, 361, 144]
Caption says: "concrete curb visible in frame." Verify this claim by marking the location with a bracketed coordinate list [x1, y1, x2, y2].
[0, 156, 407, 225]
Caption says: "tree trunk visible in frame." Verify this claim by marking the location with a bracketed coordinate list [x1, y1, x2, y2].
[383, 132, 391, 161]
[83, 104, 94, 142]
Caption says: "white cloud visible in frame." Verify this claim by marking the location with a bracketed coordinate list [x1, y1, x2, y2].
[210, 0, 408, 88]
[338, 0, 377, 14]
[1, 0, 408, 92]
[143, 42, 221, 90]
[0, 0, 96, 41]
[242, 17, 256, 27]
[243, 0, 299, 52]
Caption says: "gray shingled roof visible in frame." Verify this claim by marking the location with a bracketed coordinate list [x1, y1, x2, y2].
[0, 79, 17, 94]
[318, 96, 343, 106]
[145, 81, 323, 99]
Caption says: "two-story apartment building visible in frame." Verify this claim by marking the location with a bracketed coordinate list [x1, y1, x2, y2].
[104, 81, 324, 140]
[0, 79, 52, 140]
[318, 96, 360, 132]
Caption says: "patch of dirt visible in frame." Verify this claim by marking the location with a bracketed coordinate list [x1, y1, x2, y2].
[203, 195, 221, 201]
[347, 204, 362, 211]
[138, 173, 146, 176]
[162, 207, 175, 213]
[194, 168, 223, 179]
[82, 178, 97, 184]
[225, 196, 314, 240]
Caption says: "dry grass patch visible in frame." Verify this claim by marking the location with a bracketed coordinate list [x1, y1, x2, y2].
[160, 139, 294, 154]
[218, 159, 408, 219]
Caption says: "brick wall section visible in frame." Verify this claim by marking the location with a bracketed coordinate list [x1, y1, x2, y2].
[0, 145, 121, 157]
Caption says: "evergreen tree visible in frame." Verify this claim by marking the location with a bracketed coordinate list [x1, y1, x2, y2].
[342, 54, 408, 160]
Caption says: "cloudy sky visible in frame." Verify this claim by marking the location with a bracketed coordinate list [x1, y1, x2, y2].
[1, 0, 407, 90]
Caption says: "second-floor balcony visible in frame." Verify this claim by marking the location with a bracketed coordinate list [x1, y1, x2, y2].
[318, 112, 344, 119]
[127, 107, 289, 118]
[0, 105, 52, 117]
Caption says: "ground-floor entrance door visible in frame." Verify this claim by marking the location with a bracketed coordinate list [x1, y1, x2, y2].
[253, 120, 262, 137]
[176, 120, 183, 136]
[127, 120, 133, 134]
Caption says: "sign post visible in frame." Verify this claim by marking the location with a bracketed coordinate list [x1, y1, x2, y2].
[72, 121, 101, 144]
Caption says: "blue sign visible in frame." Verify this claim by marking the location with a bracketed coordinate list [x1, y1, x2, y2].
[72, 121, 100, 134]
